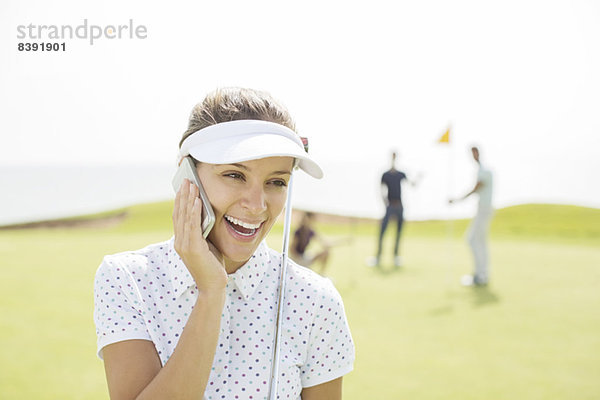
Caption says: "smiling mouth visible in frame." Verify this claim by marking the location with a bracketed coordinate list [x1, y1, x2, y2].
[224, 215, 264, 237]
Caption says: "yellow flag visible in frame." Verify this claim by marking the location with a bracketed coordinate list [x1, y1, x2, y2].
[438, 128, 450, 144]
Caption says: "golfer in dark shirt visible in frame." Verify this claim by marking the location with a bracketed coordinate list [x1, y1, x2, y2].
[373, 152, 411, 268]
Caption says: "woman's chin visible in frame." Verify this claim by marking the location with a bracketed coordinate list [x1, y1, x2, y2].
[210, 220, 273, 272]
[221, 244, 259, 271]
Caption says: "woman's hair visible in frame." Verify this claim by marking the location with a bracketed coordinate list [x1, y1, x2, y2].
[179, 87, 296, 148]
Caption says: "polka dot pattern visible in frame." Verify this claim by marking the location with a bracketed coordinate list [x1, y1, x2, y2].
[94, 238, 355, 399]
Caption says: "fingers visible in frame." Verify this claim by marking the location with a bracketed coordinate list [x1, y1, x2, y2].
[189, 196, 203, 246]
[174, 180, 202, 251]
[181, 181, 193, 249]
[173, 179, 189, 249]
[173, 181, 183, 249]
[174, 179, 190, 225]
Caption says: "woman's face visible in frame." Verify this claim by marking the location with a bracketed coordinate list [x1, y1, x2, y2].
[196, 157, 294, 273]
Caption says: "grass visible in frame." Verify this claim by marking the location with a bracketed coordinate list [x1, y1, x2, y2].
[0, 203, 598, 399]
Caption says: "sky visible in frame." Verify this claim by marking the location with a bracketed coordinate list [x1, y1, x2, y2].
[1, 0, 599, 220]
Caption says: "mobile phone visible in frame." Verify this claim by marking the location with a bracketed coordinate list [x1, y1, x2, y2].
[172, 156, 215, 238]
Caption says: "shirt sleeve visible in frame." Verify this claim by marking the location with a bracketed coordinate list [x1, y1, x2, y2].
[301, 278, 355, 387]
[93, 256, 151, 359]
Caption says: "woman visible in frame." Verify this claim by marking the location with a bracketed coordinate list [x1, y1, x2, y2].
[94, 88, 355, 399]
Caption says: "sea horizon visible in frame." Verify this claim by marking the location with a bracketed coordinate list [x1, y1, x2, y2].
[1, 163, 597, 226]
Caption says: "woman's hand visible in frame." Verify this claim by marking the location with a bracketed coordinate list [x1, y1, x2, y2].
[173, 179, 228, 293]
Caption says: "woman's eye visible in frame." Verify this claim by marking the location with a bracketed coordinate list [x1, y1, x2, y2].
[270, 180, 288, 187]
[225, 172, 245, 180]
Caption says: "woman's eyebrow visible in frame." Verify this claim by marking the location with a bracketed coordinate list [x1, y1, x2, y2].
[219, 164, 292, 176]
[214, 163, 248, 171]
[228, 163, 248, 170]
[271, 170, 292, 176]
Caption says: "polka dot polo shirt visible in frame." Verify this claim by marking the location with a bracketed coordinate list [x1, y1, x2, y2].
[94, 238, 355, 399]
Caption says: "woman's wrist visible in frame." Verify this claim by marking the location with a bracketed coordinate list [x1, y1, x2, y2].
[191, 269, 228, 294]
[196, 284, 227, 303]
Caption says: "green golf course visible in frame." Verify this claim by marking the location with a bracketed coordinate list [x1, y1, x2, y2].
[1, 202, 598, 399]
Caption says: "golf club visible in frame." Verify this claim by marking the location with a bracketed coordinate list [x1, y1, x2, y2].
[267, 172, 295, 400]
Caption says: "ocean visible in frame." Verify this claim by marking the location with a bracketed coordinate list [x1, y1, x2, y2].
[0, 163, 483, 226]
[0, 165, 175, 226]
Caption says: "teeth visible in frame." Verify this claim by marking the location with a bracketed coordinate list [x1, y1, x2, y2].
[225, 215, 262, 229]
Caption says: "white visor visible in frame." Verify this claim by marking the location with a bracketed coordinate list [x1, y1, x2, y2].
[178, 120, 323, 179]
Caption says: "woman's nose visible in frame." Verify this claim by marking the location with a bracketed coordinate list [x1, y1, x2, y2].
[241, 184, 267, 214]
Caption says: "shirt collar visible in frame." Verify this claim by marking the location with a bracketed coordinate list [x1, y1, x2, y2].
[167, 238, 271, 301]
[228, 241, 271, 302]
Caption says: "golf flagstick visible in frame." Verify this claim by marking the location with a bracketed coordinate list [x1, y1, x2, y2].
[446, 143, 454, 286]
[268, 172, 295, 400]
[438, 124, 454, 286]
